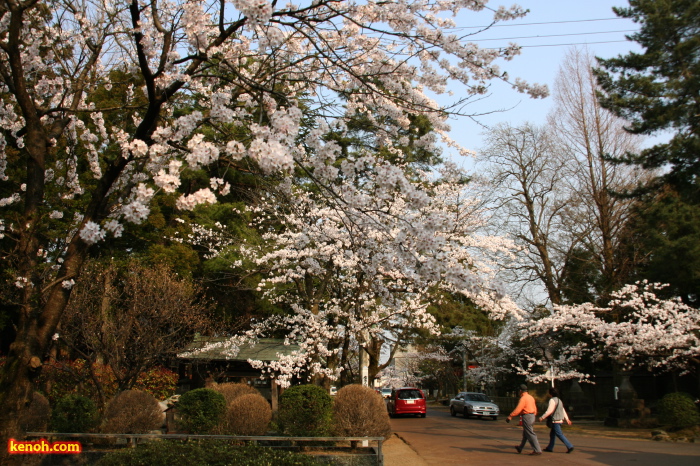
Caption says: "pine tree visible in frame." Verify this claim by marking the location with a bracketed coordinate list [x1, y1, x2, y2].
[595, 0, 700, 190]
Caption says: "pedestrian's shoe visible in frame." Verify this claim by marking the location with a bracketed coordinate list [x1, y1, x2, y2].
[529, 451, 542, 456]
[567, 447, 575, 454]
[543, 448, 553, 452]
[514, 446, 522, 454]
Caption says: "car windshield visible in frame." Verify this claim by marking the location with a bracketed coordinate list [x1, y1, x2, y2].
[397, 390, 423, 400]
[465, 394, 491, 402]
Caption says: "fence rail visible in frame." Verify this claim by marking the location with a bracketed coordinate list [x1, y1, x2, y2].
[26, 432, 384, 465]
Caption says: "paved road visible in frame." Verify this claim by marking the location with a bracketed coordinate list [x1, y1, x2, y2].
[389, 407, 700, 465]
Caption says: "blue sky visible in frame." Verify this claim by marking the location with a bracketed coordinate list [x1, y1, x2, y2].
[441, 0, 642, 162]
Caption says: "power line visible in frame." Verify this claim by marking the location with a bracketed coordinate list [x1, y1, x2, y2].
[452, 17, 628, 30]
[491, 39, 630, 49]
[471, 30, 636, 42]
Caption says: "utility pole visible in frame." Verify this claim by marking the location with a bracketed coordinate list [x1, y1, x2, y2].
[463, 347, 467, 392]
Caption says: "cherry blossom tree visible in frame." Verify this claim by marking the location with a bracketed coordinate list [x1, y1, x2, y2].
[517, 282, 700, 383]
[378, 348, 451, 390]
[0, 0, 545, 444]
[448, 327, 512, 391]
[183, 162, 522, 387]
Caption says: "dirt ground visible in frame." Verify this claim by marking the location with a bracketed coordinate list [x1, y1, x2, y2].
[383, 433, 428, 466]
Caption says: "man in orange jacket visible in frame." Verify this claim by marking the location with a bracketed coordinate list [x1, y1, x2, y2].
[506, 384, 542, 455]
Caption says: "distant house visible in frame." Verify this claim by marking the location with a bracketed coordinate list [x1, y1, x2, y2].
[176, 336, 299, 412]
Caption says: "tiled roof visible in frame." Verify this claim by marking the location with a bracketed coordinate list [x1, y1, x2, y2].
[179, 337, 299, 362]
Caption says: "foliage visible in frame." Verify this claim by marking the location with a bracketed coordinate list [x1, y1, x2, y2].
[50, 394, 99, 433]
[211, 382, 259, 406]
[60, 259, 212, 396]
[378, 346, 452, 390]
[427, 292, 501, 335]
[332, 385, 391, 439]
[218, 393, 272, 436]
[38, 359, 117, 406]
[132, 367, 179, 401]
[278, 385, 332, 437]
[176, 389, 227, 434]
[37, 361, 177, 406]
[18, 392, 50, 433]
[657, 393, 700, 430]
[96, 441, 322, 466]
[560, 248, 602, 305]
[101, 390, 164, 434]
[628, 188, 700, 305]
[595, 0, 700, 189]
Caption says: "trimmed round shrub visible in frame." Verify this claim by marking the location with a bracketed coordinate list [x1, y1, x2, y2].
[278, 384, 332, 436]
[211, 382, 258, 405]
[332, 384, 391, 439]
[96, 440, 321, 466]
[218, 393, 271, 435]
[176, 388, 226, 434]
[657, 392, 700, 429]
[19, 392, 50, 432]
[101, 390, 164, 433]
[51, 394, 99, 433]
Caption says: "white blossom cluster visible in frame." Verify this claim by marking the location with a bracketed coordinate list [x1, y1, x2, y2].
[377, 350, 451, 389]
[447, 328, 514, 387]
[519, 282, 700, 378]
[512, 341, 592, 385]
[185, 159, 522, 384]
[0, 0, 547, 259]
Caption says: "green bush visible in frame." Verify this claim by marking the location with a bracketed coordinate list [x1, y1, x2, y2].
[657, 392, 700, 429]
[176, 388, 226, 434]
[96, 440, 322, 466]
[278, 384, 332, 436]
[101, 390, 164, 433]
[332, 384, 391, 439]
[51, 394, 99, 433]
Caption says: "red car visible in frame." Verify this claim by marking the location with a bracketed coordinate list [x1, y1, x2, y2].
[387, 387, 427, 418]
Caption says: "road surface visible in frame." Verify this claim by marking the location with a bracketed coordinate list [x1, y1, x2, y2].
[388, 406, 700, 465]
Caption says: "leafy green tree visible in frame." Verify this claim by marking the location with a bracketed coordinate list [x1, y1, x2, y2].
[426, 291, 502, 336]
[594, 1, 700, 305]
[595, 0, 700, 190]
[560, 247, 602, 305]
[627, 187, 700, 304]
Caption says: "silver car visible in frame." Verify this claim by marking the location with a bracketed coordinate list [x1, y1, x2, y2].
[449, 392, 499, 420]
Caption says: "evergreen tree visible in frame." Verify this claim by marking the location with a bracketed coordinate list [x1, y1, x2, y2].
[628, 187, 700, 304]
[595, 0, 700, 190]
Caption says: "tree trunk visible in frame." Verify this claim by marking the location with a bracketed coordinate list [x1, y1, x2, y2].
[0, 244, 88, 465]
